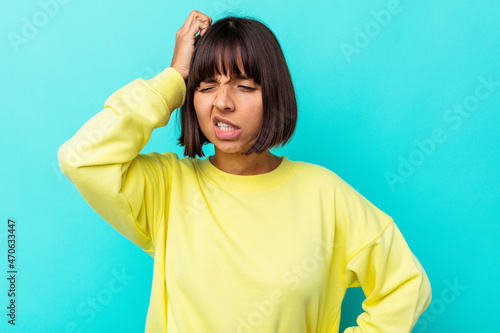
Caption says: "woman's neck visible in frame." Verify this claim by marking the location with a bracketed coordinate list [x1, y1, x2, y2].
[209, 149, 282, 175]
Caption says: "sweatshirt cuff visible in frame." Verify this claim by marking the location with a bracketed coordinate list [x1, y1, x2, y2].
[145, 67, 186, 113]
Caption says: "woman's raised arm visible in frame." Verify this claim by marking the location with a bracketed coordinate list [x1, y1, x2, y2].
[57, 10, 211, 256]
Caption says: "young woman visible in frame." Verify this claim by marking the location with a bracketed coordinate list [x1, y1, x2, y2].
[58, 10, 432, 333]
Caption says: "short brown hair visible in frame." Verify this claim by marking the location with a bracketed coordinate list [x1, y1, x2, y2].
[177, 16, 297, 158]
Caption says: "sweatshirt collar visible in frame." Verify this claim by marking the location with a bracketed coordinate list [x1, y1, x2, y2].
[195, 155, 296, 192]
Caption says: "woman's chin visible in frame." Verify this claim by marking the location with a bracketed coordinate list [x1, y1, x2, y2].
[214, 146, 245, 155]
[213, 141, 253, 155]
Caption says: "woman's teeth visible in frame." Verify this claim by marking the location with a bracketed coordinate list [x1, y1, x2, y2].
[217, 122, 237, 131]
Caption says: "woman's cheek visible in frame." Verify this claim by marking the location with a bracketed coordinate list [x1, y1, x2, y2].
[193, 98, 211, 122]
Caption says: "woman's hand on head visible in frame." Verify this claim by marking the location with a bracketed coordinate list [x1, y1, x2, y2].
[171, 10, 212, 80]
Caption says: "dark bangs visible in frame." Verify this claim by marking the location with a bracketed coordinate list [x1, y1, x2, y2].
[178, 16, 297, 158]
[189, 23, 261, 88]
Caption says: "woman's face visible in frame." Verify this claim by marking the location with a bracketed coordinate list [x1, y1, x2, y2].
[193, 70, 263, 155]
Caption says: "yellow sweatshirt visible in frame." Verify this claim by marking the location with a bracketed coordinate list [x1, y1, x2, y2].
[58, 67, 431, 332]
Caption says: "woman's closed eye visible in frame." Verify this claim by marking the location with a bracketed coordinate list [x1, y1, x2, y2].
[238, 85, 256, 91]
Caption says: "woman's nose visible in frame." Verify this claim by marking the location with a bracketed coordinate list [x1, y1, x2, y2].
[213, 86, 235, 111]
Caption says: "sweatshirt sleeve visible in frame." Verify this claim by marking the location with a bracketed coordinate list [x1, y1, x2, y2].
[341, 218, 432, 332]
[57, 67, 186, 258]
[329, 174, 431, 332]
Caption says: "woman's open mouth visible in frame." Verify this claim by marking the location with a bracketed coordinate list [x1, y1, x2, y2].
[214, 122, 241, 139]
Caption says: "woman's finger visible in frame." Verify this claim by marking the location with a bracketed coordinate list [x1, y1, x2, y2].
[185, 17, 210, 38]
[179, 11, 211, 36]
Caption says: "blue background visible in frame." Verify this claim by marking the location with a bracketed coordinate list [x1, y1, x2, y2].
[1, 0, 499, 332]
